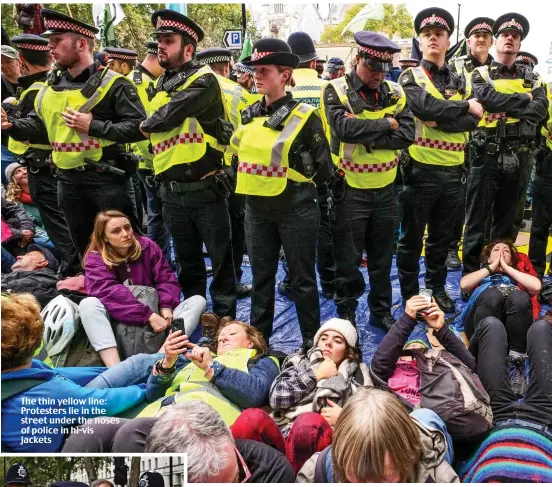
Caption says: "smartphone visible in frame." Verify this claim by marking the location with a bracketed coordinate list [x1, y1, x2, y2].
[170, 317, 185, 335]
[418, 288, 433, 312]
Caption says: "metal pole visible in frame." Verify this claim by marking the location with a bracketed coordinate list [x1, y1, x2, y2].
[241, 4, 247, 37]
[457, 4, 461, 43]
[169, 457, 173, 487]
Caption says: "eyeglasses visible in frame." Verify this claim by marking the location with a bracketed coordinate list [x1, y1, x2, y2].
[234, 446, 251, 483]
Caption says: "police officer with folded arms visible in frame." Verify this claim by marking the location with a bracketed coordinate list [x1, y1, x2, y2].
[397, 7, 483, 313]
[230, 38, 333, 350]
[4, 33, 81, 276]
[1, 9, 146, 256]
[140, 9, 237, 320]
[462, 13, 548, 276]
[321, 32, 415, 330]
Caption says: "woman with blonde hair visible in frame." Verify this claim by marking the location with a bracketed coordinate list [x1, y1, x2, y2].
[79, 210, 206, 367]
[297, 388, 459, 483]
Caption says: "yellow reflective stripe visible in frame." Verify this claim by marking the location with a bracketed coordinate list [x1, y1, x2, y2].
[79, 69, 118, 113]
[35, 86, 48, 120]
[270, 104, 313, 167]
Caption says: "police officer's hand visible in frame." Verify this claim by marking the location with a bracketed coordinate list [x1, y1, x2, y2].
[387, 117, 399, 130]
[1, 107, 13, 130]
[467, 99, 484, 119]
[422, 121, 438, 128]
[61, 108, 93, 134]
[149, 312, 169, 333]
[530, 86, 545, 101]
[139, 122, 151, 138]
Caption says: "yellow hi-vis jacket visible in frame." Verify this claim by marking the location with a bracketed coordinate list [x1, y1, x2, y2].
[290, 68, 326, 109]
[541, 81, 552, 151]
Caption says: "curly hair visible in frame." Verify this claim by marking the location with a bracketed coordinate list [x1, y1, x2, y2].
[480, 239, 519, 268]
[5, 180, 22, 203]
[1, 293, 44, 371]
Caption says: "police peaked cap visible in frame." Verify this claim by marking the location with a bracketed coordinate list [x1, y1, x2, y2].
[354, 31, 400, 72]
[41, 9, 99, 38]
[11, 34, 50, 51]
[326, 57, 344, 72]
[104, 47, 138, 61]
[242, 38, 299, 68]
[151, 9, 204, 44]
[398, 57, 420, 68]
[146, 41, 159, 55]
[516, 51, 538, 66]
[287, 31, 318, 63]
[5, 464, 32, 485]
[234, 62, 254, 75]
[196, 47, 232, 65]
[138, 472, 164, 487]
[414, 7, 455, 35]
[493, 13, 529, 40]
[464, 17, 495, 38]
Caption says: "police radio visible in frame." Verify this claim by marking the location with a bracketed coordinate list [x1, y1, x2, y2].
[81, 66, 110, 99]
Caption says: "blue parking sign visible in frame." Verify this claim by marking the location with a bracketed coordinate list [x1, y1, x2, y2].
[224, 30, 242, 50]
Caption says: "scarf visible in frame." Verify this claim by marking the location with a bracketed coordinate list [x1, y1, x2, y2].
[18, 191, 33, 204]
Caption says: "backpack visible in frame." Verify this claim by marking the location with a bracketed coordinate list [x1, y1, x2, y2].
[370, 348, 492, 441]
[314, 446, 333, 483]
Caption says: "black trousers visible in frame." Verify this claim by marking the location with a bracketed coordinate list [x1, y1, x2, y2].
[228, 185, 247, 282]
[463, 287, 533, 353]
[27, 166, 81, 275]
[131, 172, 147, 232]
[56, 169, 139, 257]
[529, 150, 552, 277]
[513, 151, 536, 233]
[331, 183, 398, 318]
[397, 161, 465, 298]
[468, 317, 552, 426]
[462, 149, 529, 275]
[449, 150, 470, 253]
[160, 184, 237, 318]
[245, 182, 320, 342]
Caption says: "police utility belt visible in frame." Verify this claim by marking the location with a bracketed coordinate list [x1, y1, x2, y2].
[17, 150, 52, 171]
[473, 119, 536, 156]
[159, 170, 233, 199]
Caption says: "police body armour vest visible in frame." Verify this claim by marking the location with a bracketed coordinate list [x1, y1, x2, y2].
[231, 102, 316, 196]
[321, 77, 406, 189]
[138, 348, 262, 426]
[8, 81, 52, 155]
[407, 66, 471, 166]
[149, 65, 224, 175]
[541, 82, 552, 151]
[475, 65, 539, 128]
[290, 68, 326, 109]
[127, 68, 157, 170]
[35, 70, 122, 169]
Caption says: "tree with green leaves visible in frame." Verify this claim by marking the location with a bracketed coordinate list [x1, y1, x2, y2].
[321, 4, 414, 44]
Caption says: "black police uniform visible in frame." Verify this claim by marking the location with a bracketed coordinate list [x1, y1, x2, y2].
[4, 463, 31, 485]
[6, 11, 146, 257]
[462, 13, 549, 275]
[446, 17, 494, 268]
[323, 32, 415, 329]
[397, 8, 481, 312]
[6, 34, 81, 275]
[142, 10, 237, 318]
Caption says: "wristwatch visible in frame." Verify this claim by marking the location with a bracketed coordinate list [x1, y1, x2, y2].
[155, 358, 176, 375]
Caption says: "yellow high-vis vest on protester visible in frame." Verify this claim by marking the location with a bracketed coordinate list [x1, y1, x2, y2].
[406, 66, 472, 166]
[8, 81, 52, 155]
[321, 77, 407, 189]
[290, 68, 326, 109]
[230, 102, 316, 197]
[35, 70, 122, 169]
[149, 65, 225, 175]
[138, 349, 278, 426]
[475, 65, 541, 128]
[127, 68, 157, 170]
[541, 81, 552, 151]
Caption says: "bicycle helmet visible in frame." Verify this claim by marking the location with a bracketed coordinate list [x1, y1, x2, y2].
[41, 295, 80, 356]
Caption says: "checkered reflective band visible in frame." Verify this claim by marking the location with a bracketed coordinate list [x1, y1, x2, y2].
[498, 18, 523, 33]
[238, 161, 288, 178]
[517, 55, 534, 63]
[200, 55, 231, 64]
[156, 18, 199, 43]
[469, 22, 493, 36]
[414, 138, 465, 151]
[110, 54, 137, 60]
[339, 156, 400, 173]
[152, 132, 204, 155]
[420, 14, 450, 31]
[251, 50, 274, 61]
[51, 140, 101, 152]
[358, 46, 394, 61]
[327, 62, 343, 70]
[400, 61, 418, 67]
[44, 19, 96, 38]
[15, 43, 50, 51]
[148, 48, 158, 54]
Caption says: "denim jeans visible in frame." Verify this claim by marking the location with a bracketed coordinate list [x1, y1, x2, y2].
[1, 144, 17, 186]
[410, 408, 455, 465]
[1, 246, 16, 273]
[85, 353, 163, 389]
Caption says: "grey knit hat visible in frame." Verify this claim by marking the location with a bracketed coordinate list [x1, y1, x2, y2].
[5, 162, 24, 182]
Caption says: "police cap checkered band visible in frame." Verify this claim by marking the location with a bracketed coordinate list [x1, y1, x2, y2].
[148, 48, 157, 54]
[327, 62, 343, 69]
[469, 22, 493, 36]
[111, 53, 137, 60]
[199, 55, 231, 64]
[14, 43, 50, 51]
[517, 54, 537, 64]
[235, 64, 254, 75]
[498, 18, 523, 33]
[251, 51, 274, 61]
[44, 18, 96, 38]
[358, 46, 394, 61]
[400, 60, 419, 66]
[156, 17, 199, 43]
[420, 14, 450, 31]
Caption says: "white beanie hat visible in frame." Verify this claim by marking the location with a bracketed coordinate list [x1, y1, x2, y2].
[313, 318, 358, 349]
[5, 162, 23, 183]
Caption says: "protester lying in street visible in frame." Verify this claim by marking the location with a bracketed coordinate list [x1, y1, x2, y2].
[297, 387, 459, 482]
[79, 210, 204, 367]
[1, 293, 159, 453]
[1, 195, 35, 273]
[230, 318, 370, 474]
[369, 296, 491, 442]
[459, 240, 541, 395]
[460, 317, 552, 482]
